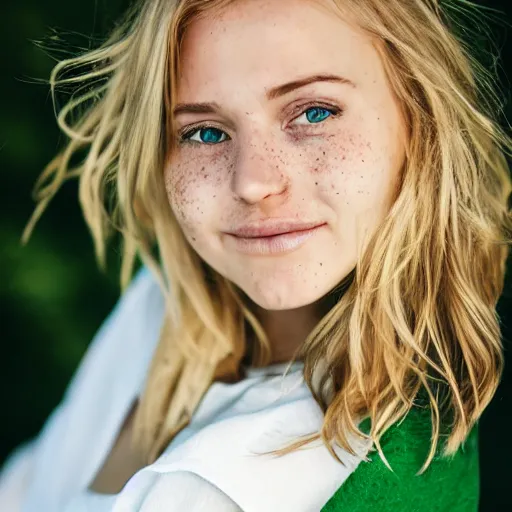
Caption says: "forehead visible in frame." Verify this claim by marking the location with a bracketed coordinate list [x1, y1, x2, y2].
[177, 0, 381, 99]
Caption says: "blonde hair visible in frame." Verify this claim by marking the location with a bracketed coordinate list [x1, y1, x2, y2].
[23, 0, 512, 473]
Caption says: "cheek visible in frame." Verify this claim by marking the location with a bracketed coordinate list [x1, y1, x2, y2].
[164, 153, 234, 233]
[305, 120, 403, 210]
[306, 131, 379, 193]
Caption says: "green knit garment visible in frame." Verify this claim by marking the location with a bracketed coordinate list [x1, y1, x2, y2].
[320, 403, 480, 511]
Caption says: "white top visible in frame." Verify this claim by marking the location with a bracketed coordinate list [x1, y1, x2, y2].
[0, 267, 372, 512]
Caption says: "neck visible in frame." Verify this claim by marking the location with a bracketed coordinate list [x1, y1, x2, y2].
[240, 269, 355, 368]
[245, 292, 338, 366]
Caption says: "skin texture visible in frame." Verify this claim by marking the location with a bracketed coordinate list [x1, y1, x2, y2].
[165, 0, 407, 362]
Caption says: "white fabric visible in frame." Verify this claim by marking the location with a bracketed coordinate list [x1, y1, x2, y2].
[0, 440, 36, 512]
[1, 267, 165, 512]
[0, 266, 372, 512]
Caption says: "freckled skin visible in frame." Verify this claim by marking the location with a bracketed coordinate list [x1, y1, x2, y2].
[164, 0, 406, 312]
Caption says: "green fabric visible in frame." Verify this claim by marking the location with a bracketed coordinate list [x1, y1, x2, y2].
[320, 404, 480, 511]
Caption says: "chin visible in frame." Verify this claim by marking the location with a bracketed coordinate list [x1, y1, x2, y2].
[242, 279, 328, 311]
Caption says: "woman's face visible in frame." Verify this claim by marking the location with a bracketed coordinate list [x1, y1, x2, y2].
[165, 0, 406, 310]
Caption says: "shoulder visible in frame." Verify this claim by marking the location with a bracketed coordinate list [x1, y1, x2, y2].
[0, 266, 166, 510]
[321, 404, 480, 512]
[53, 262, 165, 418]
[90, 265, 163, 348]
[64, 265, 165, 392]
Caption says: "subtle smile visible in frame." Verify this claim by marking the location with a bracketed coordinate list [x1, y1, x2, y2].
[224, 222, 327, 256]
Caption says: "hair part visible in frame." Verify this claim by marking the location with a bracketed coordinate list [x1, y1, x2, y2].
[24, 0, 512, 473]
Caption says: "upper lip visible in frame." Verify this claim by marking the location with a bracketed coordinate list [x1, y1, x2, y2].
[227, 220, 326, 238]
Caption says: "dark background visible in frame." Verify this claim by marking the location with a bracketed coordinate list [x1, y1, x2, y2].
[1, 1, 511, 510]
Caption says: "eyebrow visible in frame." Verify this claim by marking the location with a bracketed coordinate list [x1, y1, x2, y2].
[172, 73, 355, 117]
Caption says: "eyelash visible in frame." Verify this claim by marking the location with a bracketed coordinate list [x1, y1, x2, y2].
[177, 102, 343, 146]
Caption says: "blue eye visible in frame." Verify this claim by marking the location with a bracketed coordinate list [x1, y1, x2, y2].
[181, 126, 227, 145]
[303, 107, 332, 124]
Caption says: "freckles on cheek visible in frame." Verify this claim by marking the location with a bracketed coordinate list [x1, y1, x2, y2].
[303, 129, 394, 207]
[305, 131, 374, 176]
[164, 162, 198, 221]
[164, 153, 232, 234]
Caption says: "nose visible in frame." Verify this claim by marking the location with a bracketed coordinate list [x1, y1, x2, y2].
[231, 132, 290, 205]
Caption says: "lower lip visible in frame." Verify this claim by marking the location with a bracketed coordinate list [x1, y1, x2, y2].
[225, 224, 326, 255]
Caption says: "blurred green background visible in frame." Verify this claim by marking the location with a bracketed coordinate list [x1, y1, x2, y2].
[0, 0, 131, 470]
[0, 0, 511, 510]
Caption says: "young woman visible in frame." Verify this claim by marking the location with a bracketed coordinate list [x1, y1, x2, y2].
[1, 0, 510, 510]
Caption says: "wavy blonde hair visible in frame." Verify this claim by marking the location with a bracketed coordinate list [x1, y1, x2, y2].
[23, 0, 512, 473]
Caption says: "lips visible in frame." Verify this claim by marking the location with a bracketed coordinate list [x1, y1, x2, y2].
[224, 222, 326, 256]
[227, 220, 326, 238]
